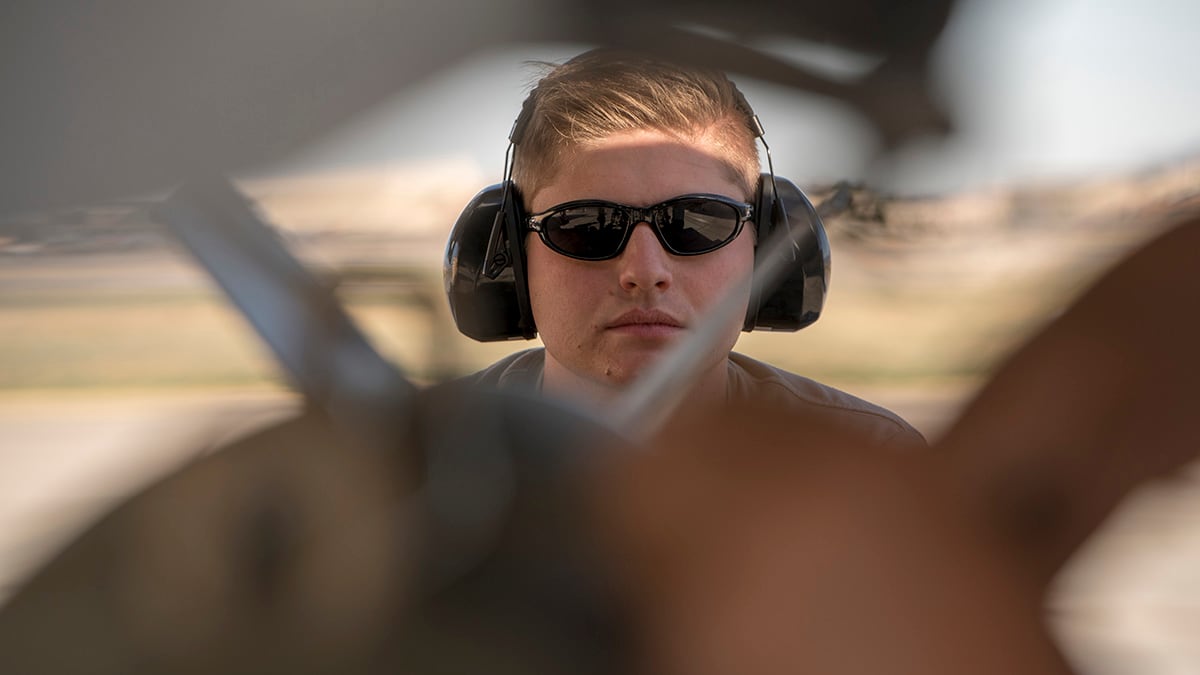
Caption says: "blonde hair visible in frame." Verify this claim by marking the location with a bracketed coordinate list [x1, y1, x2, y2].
[510, 49, 762, 204]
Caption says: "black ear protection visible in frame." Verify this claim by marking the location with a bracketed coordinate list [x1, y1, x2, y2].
[444, 87, 831, 342]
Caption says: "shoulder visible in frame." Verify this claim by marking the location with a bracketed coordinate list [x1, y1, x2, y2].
[456, 347, 545, 391]
[727, 352, 927, 449]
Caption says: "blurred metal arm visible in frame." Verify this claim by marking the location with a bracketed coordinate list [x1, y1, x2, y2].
[155, 176, 416, 448]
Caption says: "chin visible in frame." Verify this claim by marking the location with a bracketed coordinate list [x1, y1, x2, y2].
[597, 355, 660, 388]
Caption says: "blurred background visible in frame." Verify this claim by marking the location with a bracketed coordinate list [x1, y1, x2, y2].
[2, 0, 1199, 672]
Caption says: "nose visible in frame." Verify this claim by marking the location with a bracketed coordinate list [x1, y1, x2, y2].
[617, 222, 672, 292]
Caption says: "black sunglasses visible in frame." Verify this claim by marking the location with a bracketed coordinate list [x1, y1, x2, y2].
[526, 194, 754, 261]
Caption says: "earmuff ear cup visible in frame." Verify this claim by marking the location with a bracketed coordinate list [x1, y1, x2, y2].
[744, 174, 832, 331]
[444, 182, 537, 341]
[447, 174, 828, 341]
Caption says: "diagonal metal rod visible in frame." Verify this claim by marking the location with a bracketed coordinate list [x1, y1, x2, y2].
[157, 174, 818, 454]
[156, 176, 416, 448]
[607, 217, 812, 444]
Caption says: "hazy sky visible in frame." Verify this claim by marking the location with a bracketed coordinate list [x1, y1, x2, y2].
[279, 0, 1200, 195]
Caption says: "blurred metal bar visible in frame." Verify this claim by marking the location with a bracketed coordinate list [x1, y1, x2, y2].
[609, 206, 813, 442]
[156, 176, 416, 447]
[0, 0, 953, 216]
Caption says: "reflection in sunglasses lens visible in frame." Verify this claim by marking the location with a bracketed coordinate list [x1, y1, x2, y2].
[540, 197, 743, 259]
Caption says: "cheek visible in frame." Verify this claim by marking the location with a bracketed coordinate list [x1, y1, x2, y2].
[526, 243, 605, 322]
[691, 235, 755, 302]
[525, 246, 557, 315]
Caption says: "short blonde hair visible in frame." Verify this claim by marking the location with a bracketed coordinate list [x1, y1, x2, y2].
[511, 49, 761, 204]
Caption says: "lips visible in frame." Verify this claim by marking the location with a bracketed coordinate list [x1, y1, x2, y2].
[605, 308, 685, 330]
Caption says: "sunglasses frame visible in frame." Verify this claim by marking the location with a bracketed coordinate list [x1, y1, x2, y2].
[526, 193, 754, 261]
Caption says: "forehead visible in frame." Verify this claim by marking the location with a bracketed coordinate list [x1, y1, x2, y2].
[531, 130, 749, 211]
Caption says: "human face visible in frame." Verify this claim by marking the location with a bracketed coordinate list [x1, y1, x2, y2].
[526, 129, 756, 401]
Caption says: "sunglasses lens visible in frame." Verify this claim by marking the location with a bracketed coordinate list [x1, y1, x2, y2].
[659, 198, 743, 254]
[540, 204, 628, 259]
[535, 197, 746, 260]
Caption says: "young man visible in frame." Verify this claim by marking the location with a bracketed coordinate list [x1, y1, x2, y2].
[451, 48, 924, 449]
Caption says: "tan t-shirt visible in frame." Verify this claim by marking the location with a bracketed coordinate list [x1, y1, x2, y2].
[459, 348, 926, 449]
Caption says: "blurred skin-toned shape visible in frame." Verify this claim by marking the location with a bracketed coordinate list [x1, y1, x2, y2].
[585, 210, 1200, 674]
[590, 399, 1073, 675]
[937, 212, 1200, 587]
